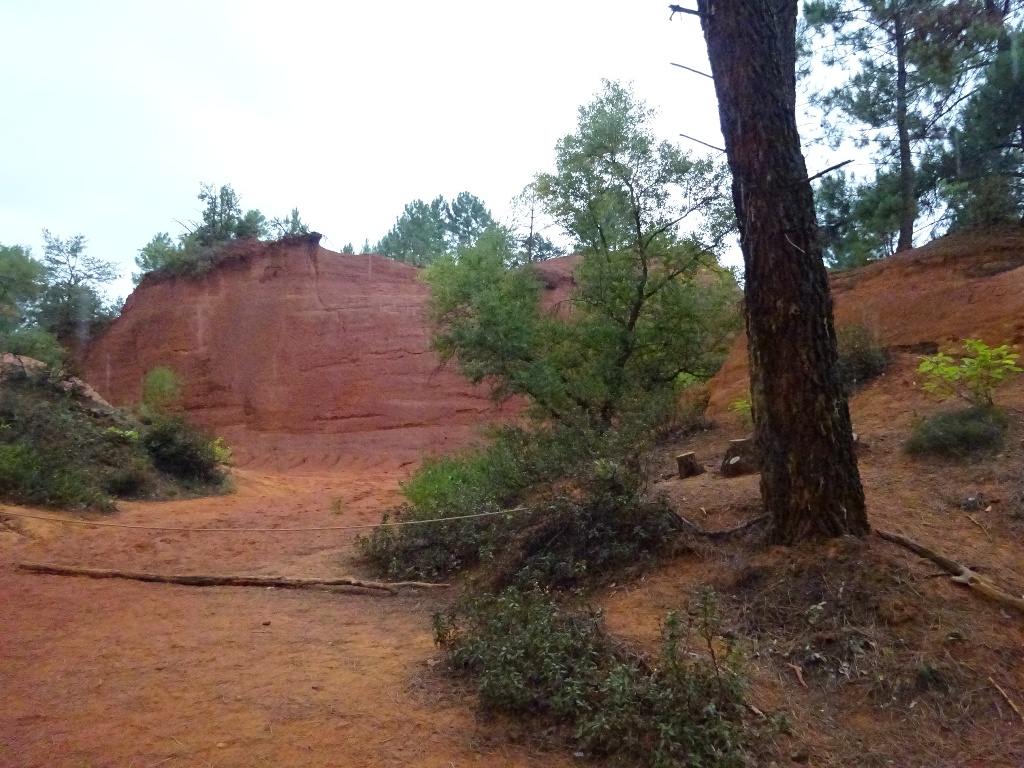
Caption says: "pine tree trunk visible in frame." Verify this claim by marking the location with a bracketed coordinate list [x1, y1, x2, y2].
[894, 11, 917, 253]
[697, 0, 869, 543]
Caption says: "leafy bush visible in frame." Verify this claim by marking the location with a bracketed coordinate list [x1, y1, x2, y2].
[0, 442, 112, 511]
[0, 327, 66, 368]
[835, 322, 889, 395]
[485, 459, 681, 592]
[140, 414, 226, 485]
[141, 366, 183, 415]
[0, 371, 229, 510]
[918, 339, 1021, 407]
[434, 587, 750, 767]
[358, 424, 601, 580]
[905, 405, 1008, 458]
[730, 396, 753, 427]
[359, 425, 679, 588]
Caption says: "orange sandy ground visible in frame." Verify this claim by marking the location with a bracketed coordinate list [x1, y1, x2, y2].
[0, 459, 573, 768]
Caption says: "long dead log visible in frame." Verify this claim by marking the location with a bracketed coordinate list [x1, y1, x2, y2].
[874, 530, 1024, 615]
[17, 562, 448, 595]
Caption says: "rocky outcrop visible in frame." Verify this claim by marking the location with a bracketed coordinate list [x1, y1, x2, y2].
[83, 240, 519, 467]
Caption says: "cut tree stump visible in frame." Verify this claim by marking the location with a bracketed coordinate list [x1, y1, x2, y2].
[17, 562, 449, 595]
[721, 438, 758, 478]
[676, 452, 706, 479]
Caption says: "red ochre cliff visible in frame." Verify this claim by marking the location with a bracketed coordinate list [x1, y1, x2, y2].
[84, 238, 517, 470]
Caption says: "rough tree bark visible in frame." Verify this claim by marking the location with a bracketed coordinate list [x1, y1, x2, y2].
[696, 0, 870, 543]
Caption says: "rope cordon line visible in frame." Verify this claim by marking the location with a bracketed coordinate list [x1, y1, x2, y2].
[0, 506, 528, 534]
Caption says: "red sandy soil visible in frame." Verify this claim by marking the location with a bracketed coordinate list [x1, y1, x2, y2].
[3, 232, 1024, 766]
[0, 461, 574, 768]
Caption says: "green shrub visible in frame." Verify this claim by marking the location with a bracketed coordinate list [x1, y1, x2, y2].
[485, 459, 681, 592]
[141, 414, 225, 484]
[730, 396, 752, 427]
[140, 366, 182, 415]
[0, 371, 229, 510]
[836, 322, 889, 395]
[905, 405, 1008, 458]
[100, 454, 156, 497]
[358, 424, 604, 581]
[918, 339, 1021, 407]
[359, 426, 679, 588]
[0, 442, 114, 511]
[0, 327, 66, 369]
[434, 587, 750, 767]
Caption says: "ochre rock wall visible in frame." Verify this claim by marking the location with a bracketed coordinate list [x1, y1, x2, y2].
[84, 240, 510, 467]
[707, 231, 1024, 421]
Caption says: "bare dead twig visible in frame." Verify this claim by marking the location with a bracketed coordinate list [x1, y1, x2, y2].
[965, 514, 992, 541]
[990, 677, 1024, 724]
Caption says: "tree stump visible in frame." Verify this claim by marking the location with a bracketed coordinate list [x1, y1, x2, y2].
[676, 452, 706, 479]
[721, 438, 758, 478]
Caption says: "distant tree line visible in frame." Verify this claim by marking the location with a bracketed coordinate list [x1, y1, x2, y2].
[371, 190, 565, 268]
[802, 0, 1024, 268]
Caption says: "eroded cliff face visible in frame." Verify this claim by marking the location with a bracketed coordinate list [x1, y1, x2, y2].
[707, 231, 1024, 421]
[84, 240, 506, 468]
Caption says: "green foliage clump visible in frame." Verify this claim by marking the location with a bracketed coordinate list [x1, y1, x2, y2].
[0, 243, 65, 365]
[358, 425, 590, 581]
[0, 366, 230, 511]
[905, 405, 1008, 458]
[0, 373, 144, 510]
[907, 340, 1019, 458]
[730, 396, 753, 427]
[0, 442, 113, 511]
[434, 587, 750, 767]
[359, 424, 679, 588]
[141, 366, 183, 415]
[835, 322, 889, 395]
[0, 327, 66, 369]
[918, 339, 1021, 408]
[140, 414, 227, 485]
[35, 231, 121, 346]
[814, 170, 903, 268]
[487, 459, 680, 592]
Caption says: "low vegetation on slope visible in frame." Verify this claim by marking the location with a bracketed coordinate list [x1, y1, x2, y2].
[0, 362, 230, 511]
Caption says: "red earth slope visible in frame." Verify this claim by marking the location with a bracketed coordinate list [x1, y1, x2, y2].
[708, 230, 1024, 420]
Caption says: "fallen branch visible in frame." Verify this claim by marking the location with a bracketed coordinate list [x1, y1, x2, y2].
[17, 562, 448, 595]
[990, 677, 1024, 724]
[874, 530, 1024, 615]
[671, 511, 768, 539]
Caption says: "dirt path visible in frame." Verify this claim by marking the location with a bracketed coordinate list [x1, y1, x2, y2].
[0, 463, 570, 768]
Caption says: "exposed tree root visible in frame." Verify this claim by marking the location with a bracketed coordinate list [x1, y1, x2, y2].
[670, 511, 768, 539]
[17, 562, 449, 595]
[874, 529, 1024, 615]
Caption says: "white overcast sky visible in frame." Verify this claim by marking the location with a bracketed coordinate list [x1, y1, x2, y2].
[1, 1, 737, 299]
